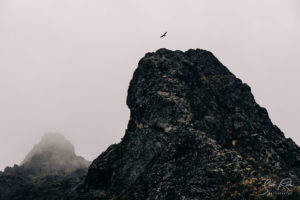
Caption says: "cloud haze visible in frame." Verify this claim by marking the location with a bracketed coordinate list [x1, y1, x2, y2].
[0, 0, 299, 170]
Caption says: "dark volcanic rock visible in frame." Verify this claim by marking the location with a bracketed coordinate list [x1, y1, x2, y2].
[85, 49, 300, 200]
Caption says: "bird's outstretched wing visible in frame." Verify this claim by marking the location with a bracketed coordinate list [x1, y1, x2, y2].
[160, 32, 167, 38]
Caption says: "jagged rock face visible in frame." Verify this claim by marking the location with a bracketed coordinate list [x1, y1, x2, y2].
[85, 49, 300, 200]
[21, 133, 90, 174]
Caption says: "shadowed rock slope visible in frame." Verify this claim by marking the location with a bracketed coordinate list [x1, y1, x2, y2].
[84, 49, 300, 200]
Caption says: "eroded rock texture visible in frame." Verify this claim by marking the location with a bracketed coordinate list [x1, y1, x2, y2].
[85, 49, 300, 200]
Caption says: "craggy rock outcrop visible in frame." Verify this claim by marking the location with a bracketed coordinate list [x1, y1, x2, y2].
[85, 49, 300, 200]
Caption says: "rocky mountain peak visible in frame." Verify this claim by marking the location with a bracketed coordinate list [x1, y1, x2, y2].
[127, 48, 233, 136]
[85, 48, 300, 199]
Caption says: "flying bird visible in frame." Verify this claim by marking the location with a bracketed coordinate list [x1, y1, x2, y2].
[160, 32, 167, 38]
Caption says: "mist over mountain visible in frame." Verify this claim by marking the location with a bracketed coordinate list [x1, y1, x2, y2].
[0, 49, 299, 200]
[0, 133, 90, 199]
[21, 133, 90, 174]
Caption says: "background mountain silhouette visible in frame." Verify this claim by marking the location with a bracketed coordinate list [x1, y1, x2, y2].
[21, 133, 90, 174]
[0, 133, 90, 200]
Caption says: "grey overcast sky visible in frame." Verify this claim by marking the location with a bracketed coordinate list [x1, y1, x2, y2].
[0, 0, 299, 170]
